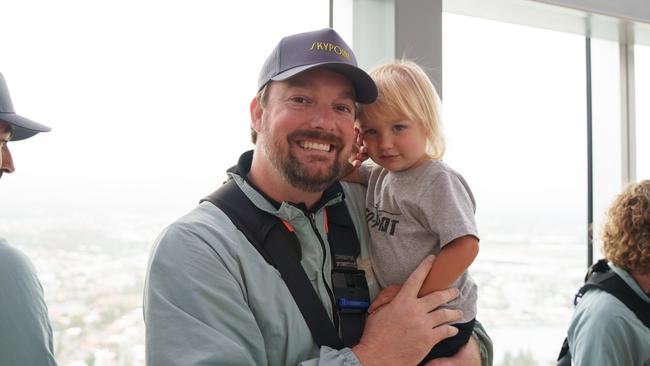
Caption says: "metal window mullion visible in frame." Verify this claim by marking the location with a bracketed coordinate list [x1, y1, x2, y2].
[620, 23, 637, 187]
[585, 36, 594, 268]
[329, 0, 334, 28]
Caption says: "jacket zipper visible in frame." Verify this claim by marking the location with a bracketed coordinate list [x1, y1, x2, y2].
[308, 212, 340, 332]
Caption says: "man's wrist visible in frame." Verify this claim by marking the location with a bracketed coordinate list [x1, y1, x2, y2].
[351, 343, 369, 366]
[351, 342, 381, 366]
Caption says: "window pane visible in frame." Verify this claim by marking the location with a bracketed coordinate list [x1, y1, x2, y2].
[333, 0, 395, 70]
[443, 13, 587, 365]
[0, 2, 329, 364]
[591, 38, 623, 253]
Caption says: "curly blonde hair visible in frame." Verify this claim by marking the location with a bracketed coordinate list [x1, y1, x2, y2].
[602, 179, 650, 274]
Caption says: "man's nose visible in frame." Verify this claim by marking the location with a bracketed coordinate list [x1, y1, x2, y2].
[309, 105, 337, 131]
[1, 145, 15, 174]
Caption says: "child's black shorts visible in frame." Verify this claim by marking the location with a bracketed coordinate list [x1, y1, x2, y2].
[418, 318, 476, 365]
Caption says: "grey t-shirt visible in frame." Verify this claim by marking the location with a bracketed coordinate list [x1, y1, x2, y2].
[0, 238, 58, 366]
[360, 159, 479, 323]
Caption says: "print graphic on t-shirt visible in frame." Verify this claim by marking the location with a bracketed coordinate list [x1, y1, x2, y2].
[365, 203, 400, 236]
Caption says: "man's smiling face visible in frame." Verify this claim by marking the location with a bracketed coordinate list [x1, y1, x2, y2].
[254, 68, 356, 192]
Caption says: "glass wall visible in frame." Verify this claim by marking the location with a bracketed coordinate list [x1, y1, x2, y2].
[590, 38, 624, 253]
[333, 0, 395, 71]
[3, 1, 646, 365]
[0, 1, 329, 364]
[443, 13, 587, 365]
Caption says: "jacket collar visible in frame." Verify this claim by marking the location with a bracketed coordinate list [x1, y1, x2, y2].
[228, 150, 345, 214]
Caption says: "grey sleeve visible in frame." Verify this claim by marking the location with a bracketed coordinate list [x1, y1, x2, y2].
[426, 172, 479, 247]
[358, 161, 377, 184]
[143, 226, 268, 366]
[299, 347, 362, 366]
[473, 320, 494, 366]
[567, 291, 639, 366]
[0, 241, 58, 366]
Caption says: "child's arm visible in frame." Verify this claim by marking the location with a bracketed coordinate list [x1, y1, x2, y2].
[418, 235, 479, 297]
[367, 284, 401, 313]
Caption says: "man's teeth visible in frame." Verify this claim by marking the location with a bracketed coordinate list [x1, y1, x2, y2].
[300, 141, 331, 152]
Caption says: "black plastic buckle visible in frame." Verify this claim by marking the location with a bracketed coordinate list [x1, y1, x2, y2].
[332, 268, 370, 312]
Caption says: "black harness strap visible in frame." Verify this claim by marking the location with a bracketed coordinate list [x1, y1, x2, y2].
[326, 200, 367, 346]
[557, 259, 650, 365]
[201, 179, 344, 349]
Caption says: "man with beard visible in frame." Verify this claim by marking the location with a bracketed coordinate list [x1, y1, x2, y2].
[144, 28, 492, 366]
[0, 73, 57, 366]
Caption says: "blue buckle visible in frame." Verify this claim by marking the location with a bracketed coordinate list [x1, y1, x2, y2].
[338, 297, 369, 310]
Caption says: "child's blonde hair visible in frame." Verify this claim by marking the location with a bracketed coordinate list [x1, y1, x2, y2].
[358, 60, 445, 159]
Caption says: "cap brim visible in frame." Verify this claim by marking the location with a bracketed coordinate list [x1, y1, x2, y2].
[271, 62, 378, 104]
[0, 113, 51, 141]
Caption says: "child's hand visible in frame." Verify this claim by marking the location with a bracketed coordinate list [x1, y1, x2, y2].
[368, 284, 401, 314]
[349, 127, 368, 168]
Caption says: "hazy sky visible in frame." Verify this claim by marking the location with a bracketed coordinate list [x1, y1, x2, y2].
[0, 0, 330, 216]
[1, 1, 646, 231]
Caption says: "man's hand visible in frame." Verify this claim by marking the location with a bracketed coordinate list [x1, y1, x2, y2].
[352, 255, 462, 366]
[425, 335, 481, 366]
[368, 254, 438, 313]
[367, 284, 400, 314]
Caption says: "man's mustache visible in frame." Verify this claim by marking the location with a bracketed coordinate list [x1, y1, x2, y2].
[287, 130, 343, 148]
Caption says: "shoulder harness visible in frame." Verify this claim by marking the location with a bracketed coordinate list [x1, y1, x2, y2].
[201, 179, 370, 349]
[556, 258, 650, 365]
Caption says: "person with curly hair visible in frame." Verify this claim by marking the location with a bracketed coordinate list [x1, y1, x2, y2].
[567, 179, 650, 366]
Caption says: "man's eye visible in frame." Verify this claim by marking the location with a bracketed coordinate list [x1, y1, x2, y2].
[336, 105, 353, 113]
[290, 96, 308, 104]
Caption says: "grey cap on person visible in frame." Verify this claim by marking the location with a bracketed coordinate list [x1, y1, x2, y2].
[0, 73, 51, 141]
[258, 28, 378, 104]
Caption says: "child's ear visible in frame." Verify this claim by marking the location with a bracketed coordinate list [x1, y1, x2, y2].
[354, 126, 364, 146]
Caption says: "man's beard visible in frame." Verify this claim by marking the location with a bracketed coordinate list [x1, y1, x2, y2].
[264, 129, 346, 193]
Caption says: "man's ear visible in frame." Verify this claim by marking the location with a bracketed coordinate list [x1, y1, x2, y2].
[250, 97, 263, 134]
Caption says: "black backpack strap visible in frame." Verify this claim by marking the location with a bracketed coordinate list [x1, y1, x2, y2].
[201, 179, 343, 349]
[556, 337, 571, 366]
[557, 259, 650, 365]
[326, 198, 369, 346]
[578, 262, 650, 328]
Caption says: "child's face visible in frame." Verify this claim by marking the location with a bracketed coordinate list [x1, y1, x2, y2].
[359, 117, 429, 172]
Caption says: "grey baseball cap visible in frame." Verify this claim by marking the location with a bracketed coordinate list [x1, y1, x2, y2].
[258, 28, 378, 104]
[0, 73, 51, 141]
